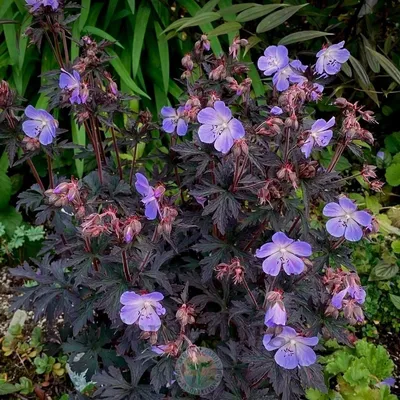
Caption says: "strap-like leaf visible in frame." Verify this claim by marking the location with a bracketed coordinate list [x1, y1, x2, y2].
[207, 21, 242, 37]
[236, 4, 287, 23]
[278, 30, 333, 45]
[365, 46, 400, 85]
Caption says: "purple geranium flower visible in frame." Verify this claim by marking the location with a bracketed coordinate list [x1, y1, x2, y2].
[332, 280, 366, 309]
[265, 302, 287, 328]
[256, 232, 312, 276]
[22, 105, 58, 145]
[271, 60, 307, 92]
[59, 69, 88, 105]
[161, 106, 188, 136]
[26, 0, 59, 11]
[270, 106, 283, 115]
[316, 41, 350, 76]
[120, 291, 166, 331]
[323, 197, 372, 241]
[301, 117, 335, 158]
[135, 173, 164, 220]
[263, 326, 318, 369]
[257, 45, 289, 77]
[197, 100, 245, 154]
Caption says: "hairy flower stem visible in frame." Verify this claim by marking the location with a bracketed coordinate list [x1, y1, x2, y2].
[210, 160, 219, 238]
[288, 215, 301, 236]
[332, 236, 346, 250]
[111, 127, 123, 180]
[327, 142, 346, 172]
[129, 143, 138, 186]
[47, 154, 54, 189]
[84, 120, 103, 184]
[171, 136, 185, 204]
[242, 277, 259, 310]
[27, 159, 45, 192]
[232, 155, 248, 192]
[61, 30, 70, 65]
[121, 249, 132, 282]
[244, 220, 267, 252]
[84, 237, 100, 272]
[283, 127, 291, 162]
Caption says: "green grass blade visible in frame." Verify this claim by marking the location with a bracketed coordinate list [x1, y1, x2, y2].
[132, 0, 151, 78]
[71, 118, 86, 178]
[78, 0, 91, 32]
[154, 21, 169, 94]
[83, 26, 124, 48]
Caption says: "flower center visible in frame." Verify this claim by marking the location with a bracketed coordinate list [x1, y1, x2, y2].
[345, 214, 351, 219]
[281, 248, 287, 253]
[144, 301, 151, 308]
[290, 339, 296, 345]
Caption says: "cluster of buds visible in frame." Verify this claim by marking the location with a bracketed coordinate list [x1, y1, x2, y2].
[0, 80, 13, 109]
[151, 341, 181, 357]
[183, 99, 201, 122]
[229, 36, 248, 60]
[74, 36, 101, 73]
[157, 206, 178, 237]
[256, 117, 284, 137]
[194, 34, 211, 55]
[141, 330, 158, 345]
[181, 54, 194, 79]
[104, 71, 119, 99]
[176, 303, 196, 328]
[334, 98, 376, 145]
[45, 178, 84, 214]
[360, 164, 384, 192]
[215, 257, 245, 284]
[277, 163, 298, 189]
[278, 84, 307, 116]
[22, 137, 41, 151]
[209, 57, 227, 81]
[226, 77, 252, 97]
[206, 91, 221, 107]
[232, 138, 249, 158]
[323, 268, 365, 325]
[80, 206, 142, 243]
[257, 179, 282, 206]
[298, 160, 319, 179]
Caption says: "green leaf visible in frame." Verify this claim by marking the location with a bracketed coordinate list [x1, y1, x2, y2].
[391, 239, 400, 253]
[256, 4, 308, 33]
[3, 9, 18, 66]
[207, 21, 242, 37]
[365, 47, 400, 86]
[0, 206, 23, 237]
[325, 350, 353, 376]
[161, 17, 191, 34]
[127, 0, 135, 14]
[279, 30, 334, 45]
[384, 131, 400, 153]
[385, 163, 400, 186]
[107, 49, 150, 99]
[349, 55, 379, 106]
[154, 21, 169, 94]
[236, 4, 286, 22]
[361, 34, 380, 73]
[199, 0, 222, 13]
[177, 12, 221, 31]
[219, 3, 258, 18]
[79, 0, 91, 32]
[103, 0, 119, 30]
[342, 358, 371, 387]
[0, 382, 18, 395]
[15, 377, 33, 395]
[25, 226, 45, 242]
[71, 118, 86, 178]
[0, 151, 8, 173]
[243, 35, 261, 57]
[83, 26, 124, 48]
[132, 1, 151, 78]
[341, 61, 352, 77]
[390, 294, 400, 310]
[0, 172, 12, 210]
[369, 263, 399, 281]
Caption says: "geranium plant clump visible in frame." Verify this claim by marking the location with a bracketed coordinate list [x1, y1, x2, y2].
[0, 1, 387, 399]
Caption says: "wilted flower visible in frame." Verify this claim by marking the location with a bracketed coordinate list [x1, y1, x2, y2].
[343, 299, 365, 324]
[161, 106, 188, 136]
[22, 105, 58, 145]
[323, 197, 372, 241]
[22, 137, 41, 151]
[263, 326, 318, 369]
[0, 80, 12, 109]
[120, 291, 166, 332]
[265, 291, 287, 327]
[197, 100, 245, 154]
[157, 206, 178, 236]
[331, 274, 366, 309]
[151, 342, 180, 357]
[123, 217, 142, 243]
[256, 232, 312, 276]
[59, 69, 88, 105]
[315, 41, 350, 75]
[181, 54, 194, 71]
[176, 303, 196, 327]
[194, 34, 210, 53]
[301, 117, 335, 158]
[135, 173, 164, 220]
[194, 196, 207, 208]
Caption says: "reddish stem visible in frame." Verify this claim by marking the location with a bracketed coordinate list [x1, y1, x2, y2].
[47, 154, 54, 189]
[27, 159, 45, 192]
[122, 249, 132, 282]
[111, 127, 123, 180]
[129, 143, 138, 186]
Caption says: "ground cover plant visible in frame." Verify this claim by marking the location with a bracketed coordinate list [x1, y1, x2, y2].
[0, 1, 399, 400]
